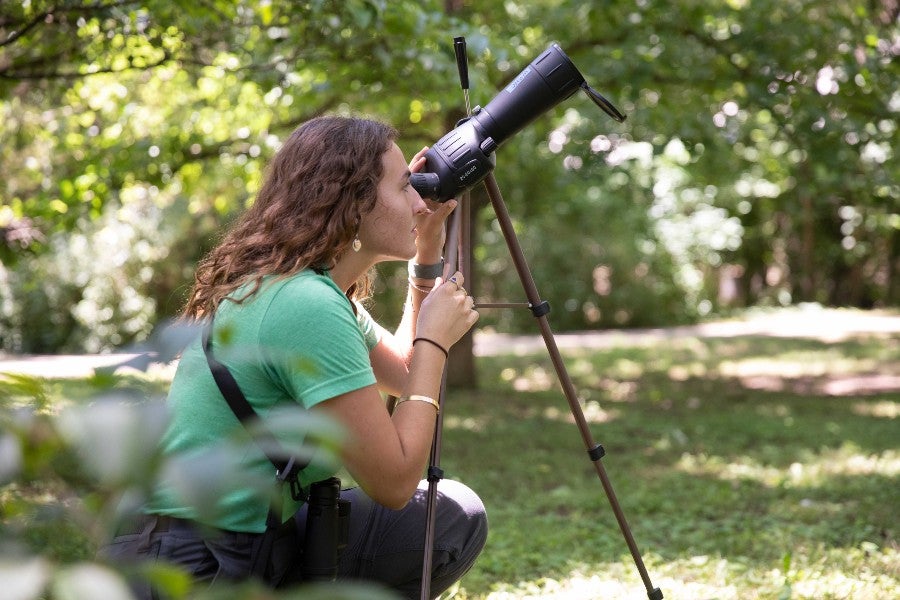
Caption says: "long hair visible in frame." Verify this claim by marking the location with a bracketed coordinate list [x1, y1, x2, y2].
[183, 116, 398, 318]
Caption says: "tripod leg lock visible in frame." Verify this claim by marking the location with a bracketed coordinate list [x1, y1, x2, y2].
[427, 466, 444, 483]
[648, 587, 664, 600]
[588, 443, 606, 461]
[528, 301, 551, 318]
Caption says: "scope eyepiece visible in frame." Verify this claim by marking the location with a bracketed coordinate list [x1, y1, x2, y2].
[409, 172, 440, 199]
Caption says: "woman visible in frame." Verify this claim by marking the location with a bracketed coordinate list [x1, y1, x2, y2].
[102, 116, 486, 598]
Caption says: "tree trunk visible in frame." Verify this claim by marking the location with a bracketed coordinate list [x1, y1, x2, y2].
[798, 193, 817, 302]
[439, 0, 478, 388]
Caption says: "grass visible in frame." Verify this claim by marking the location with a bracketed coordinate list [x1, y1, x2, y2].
[1, 315, 898, 599]
[439, 332, 899, 599]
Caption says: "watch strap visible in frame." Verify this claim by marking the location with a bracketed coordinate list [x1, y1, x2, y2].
[408, 258, 444, 279]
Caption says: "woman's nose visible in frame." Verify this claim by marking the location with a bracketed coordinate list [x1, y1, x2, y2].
[413, 194, 428, 214]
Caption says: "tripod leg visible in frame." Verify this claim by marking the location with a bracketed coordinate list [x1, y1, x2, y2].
[419, 370, 447, 600]
[483, 173, 663, 600]
[419, 197, 466, 600]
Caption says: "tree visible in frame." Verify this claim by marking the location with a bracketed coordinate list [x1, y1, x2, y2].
[1, 0, 897, 354]
[1, 0, 490, 351]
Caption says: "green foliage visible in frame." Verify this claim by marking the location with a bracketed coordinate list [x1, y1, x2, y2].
[1, 0, 897, 351]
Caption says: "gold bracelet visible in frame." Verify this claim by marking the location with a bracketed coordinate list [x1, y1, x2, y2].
[395, 394, 440, 414]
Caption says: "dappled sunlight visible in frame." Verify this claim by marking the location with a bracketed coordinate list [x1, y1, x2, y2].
[481, 573, 653, 600]
[677, 452, 786, 487]
[595, 378, 640, 402]
[667, 361, 708, 381]
[501, 366, 556, 392]
[718, 355, 876, 379]
[851, 399, 899, 418]
[498, 327, 900, 400]
[580, 400, 620, 424]
[717, 354, 897, 396]
[497, 363, 638, 406]
[480, 559, 740, 599]
[610, 358, 646, 379]
[567, 357, 605, 389]
[675, 445, 900, 487]
[443, 414, 490, 433]
[789, 566, 891, 600]
[819, 374, 900, 396]
[507, 356, 646, 404]
[475, 549, 898, 599]
[539, 401, 620, 425]
[729, 371, 900, 396]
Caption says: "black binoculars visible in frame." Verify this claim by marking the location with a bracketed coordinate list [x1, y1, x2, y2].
[301, 477, 351, 581]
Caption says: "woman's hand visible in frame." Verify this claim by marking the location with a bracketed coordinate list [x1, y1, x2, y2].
[408, 145, 429, 174]
[409, 146, 456, 265]
[415, 271, 479, 350]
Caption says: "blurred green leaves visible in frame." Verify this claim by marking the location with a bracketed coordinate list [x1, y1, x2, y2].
[0, 366, 350, 599]
[56, 398, 169, 489]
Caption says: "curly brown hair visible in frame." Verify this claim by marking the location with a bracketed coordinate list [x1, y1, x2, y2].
[183, 116, 398, 318]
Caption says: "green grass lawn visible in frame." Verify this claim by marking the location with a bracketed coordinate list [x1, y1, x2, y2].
[441, 332, 899, 599]
[2, 322, 897, 599]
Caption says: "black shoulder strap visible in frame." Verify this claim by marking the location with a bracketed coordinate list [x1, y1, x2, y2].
[202, 316, 259, 427]
[201, 314, 308, 499]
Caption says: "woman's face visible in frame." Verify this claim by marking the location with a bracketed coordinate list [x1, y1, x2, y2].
[357, 142, 428, 262]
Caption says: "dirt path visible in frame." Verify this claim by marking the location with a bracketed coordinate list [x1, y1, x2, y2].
[475, 306, 900, 355]
[1, 306, 898, 380]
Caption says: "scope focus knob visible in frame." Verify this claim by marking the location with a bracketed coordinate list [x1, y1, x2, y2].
[479, 137, 498, 155]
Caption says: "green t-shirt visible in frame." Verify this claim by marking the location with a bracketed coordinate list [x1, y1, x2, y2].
[145, 270, 380, 533]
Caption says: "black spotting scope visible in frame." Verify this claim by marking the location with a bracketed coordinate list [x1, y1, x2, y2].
[409, 43, 626, 203]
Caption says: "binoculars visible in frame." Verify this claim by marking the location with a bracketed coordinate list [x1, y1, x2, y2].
[301, 477, 351, 581]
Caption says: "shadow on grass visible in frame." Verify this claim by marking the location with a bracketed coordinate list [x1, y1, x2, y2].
[440, 334, 898, 597]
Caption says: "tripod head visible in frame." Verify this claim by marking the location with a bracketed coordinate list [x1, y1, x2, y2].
[410, 43, 625, 202]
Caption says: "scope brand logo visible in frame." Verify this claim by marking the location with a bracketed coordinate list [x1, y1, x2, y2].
[505, 66, 532, 94]
[459, 163, 479, 182]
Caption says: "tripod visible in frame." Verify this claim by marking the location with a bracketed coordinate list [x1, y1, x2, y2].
[418, 172, 664, 600]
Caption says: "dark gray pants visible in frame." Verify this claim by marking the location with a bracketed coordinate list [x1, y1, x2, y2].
[100, 479, 487, 599]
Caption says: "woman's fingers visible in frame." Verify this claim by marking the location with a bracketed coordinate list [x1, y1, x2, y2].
[417, 272, 478, 347]
[409, 146, 429, 171]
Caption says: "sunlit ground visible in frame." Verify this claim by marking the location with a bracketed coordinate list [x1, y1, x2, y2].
[471, 549, 899, 599]
[677, 445, 900, 486]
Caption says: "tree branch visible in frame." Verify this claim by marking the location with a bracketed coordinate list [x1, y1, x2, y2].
[0, 50, 172, 81]
[1, 0, 140, 47]
[1, 7, 53, 48]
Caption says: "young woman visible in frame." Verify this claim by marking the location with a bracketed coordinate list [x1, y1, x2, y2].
[101, 116, 486, 598]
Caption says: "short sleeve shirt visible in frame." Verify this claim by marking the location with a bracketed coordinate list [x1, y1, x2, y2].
[145, 270, 380, 532]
